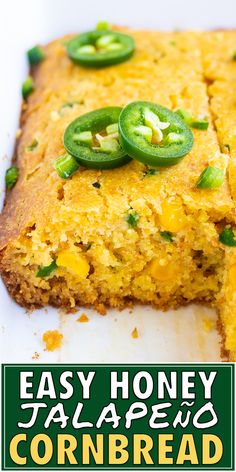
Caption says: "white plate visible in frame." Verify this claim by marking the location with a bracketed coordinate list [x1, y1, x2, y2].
[1, 0, 235, 364]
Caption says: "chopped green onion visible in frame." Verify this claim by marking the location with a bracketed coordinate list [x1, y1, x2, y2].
[26, 139, 38, 151]
[106, 123, 118, 135]
[232, 51, 236, 61]
[96, 21, 110, 31]
[145, 168, 158, 176]
[219, 227, 236, 247]
[160, 231, 174, 242]
[54, 153, 79, 179]
[5, 166, 19, 189]
[36, 260, 57, 278]
[22, 76, 34, 100]
[126, 211, 139, 228]
[169, 40, 176, 46]
[191, 120, 209, 130]
[196, 166, 224, 189]
[175, 109, 192, 124]
[77, 45, 96, 55]
[27, 45, 45, 65]
[175, 109, 209, 130]
[92, 181, 101, 189]
[73, 131, 93, 145]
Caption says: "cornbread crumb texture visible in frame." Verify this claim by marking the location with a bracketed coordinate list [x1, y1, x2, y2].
[1, 29, 236, 360]
[77, 313, 89, 322]
[32, 351, 40, 360]
[43, 330, 63, 351]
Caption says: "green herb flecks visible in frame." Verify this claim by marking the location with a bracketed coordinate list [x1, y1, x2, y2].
[36, 260, 58, 278]
[219, 227, 236, 247]
[196, 166, 224, 189]
[5, 166, 19, 189]
[27, 45, 45, 65]
[26, 139, 38, 152]
[160, 231, 174, 242]
[126, 211, 139, 228]
[22, 76, 34, 100]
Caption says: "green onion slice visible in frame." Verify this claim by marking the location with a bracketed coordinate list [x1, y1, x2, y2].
[5, 166, 19, 189]
[175, 109, 192, 124]
[54, 153, 80, 179]
[175, 109, 209, 130]
[219, 227, 236, 247]
[191, 120, 209, 130]
[36, 260, 57, 278]
[196, 166, 224, 189]
[27, 45, 45, 65]
[22, 76, 34, 100]
[96, 21, 110, 31]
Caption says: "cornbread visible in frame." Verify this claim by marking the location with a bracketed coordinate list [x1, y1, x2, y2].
[1, 28, 236, 359]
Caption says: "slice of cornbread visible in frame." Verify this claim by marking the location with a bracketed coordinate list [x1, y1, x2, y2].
[0, 28, 236, 359]
[200, 31, 236, 360]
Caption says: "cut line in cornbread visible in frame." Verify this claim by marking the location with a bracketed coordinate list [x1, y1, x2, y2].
[1, 28, 236, 360]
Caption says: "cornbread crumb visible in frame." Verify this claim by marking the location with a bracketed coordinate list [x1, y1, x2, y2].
[132, 327, 139, 339]
[50, 110, 60, 121]
[77, 313, 89, 322]
[43, 330, 63, 351]
[95, 303, 107, 316]
[32, 351, 40, 360]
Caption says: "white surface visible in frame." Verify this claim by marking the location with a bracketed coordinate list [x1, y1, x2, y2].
[1, 0, 233, 364]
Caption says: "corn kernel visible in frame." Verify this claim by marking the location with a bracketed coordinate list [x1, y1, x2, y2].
[159, 198, 187, 232]
[203, 318, 215, 332]
[150, 258, 176, 281]
[57, 250, 90, 277]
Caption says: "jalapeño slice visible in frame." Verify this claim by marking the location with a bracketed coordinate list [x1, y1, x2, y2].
[118, 101, 194, 167]
[66, 30, 135, 67]
[63, 107, 131, 169]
